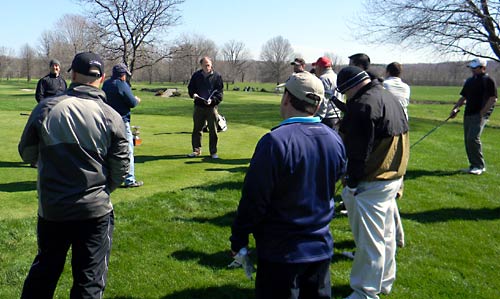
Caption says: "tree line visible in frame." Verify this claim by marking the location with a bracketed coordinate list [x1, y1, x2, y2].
[1, 0, 499, 87]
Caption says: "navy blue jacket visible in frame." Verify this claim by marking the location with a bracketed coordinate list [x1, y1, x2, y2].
[230, 117, 347, 263]
[102, 76, 139, 122]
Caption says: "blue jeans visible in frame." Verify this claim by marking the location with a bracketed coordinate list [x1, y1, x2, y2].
[124, 121, 136, 184]
[464, 114, 488, 169]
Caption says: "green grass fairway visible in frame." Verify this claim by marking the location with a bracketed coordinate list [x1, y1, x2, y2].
[1, 81, 499, 298]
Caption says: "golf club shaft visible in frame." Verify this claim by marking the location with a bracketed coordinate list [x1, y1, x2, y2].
[410, 115, 453, 148]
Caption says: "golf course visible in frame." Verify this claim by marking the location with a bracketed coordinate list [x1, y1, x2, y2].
[1, 80, 499, 298]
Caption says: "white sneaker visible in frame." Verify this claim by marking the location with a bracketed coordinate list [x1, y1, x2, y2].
[211, 154, 219, 159]
[187, 150, 201, 158]
[468, 167, 485, 175]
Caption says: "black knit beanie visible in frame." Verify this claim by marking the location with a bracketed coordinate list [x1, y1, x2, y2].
[336, 66, 370, 93]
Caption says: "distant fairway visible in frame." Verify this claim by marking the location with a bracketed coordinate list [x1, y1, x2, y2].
[1, 80, 499, 298]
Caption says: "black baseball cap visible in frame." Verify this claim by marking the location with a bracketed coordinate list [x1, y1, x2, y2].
[67, 52, 104, 77]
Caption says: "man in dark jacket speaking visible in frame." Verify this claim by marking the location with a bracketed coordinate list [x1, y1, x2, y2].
[187, 56, 224, 159]
[230, 71, 347, 299]
[337, 66, 409, 299]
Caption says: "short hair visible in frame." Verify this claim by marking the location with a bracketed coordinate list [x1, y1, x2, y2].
[285, 88, 320, 115]
[199, 56, 212, 64]
[348, 53, 371, 70]
[386, 62, 402, 77]
[73, 67, 102, 84]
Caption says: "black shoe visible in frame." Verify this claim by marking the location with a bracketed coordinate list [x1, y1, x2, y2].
[123, 181, 144, 188]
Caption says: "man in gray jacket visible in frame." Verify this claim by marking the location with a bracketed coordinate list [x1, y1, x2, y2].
[18, 52, 129, 299]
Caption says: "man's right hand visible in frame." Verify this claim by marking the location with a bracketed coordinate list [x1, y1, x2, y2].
[449, 108, 460, 119]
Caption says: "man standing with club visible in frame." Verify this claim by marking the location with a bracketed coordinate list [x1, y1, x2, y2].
[187, 56, 224, 159]
[19, 52, 129, 299]
[449, 58, 497, 175]
[230, 71, 347, 299]
[337, 66, 409, 299]
[35, 59, 67, 103]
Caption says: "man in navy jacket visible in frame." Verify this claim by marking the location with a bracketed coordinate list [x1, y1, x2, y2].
[230, 71, 347, 299]
[102, 63, 143, 187]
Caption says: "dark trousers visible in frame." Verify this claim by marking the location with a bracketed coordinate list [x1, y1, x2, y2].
[464, 113, 488, 169]
[255, 258, 332, 299]
[192, 105, 218, 155]
[21, 212, 114, 299]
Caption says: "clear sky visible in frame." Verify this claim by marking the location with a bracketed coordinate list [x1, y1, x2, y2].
[1, 0, 453, 65]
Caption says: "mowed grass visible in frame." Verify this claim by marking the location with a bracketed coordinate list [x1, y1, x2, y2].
[0, 80, 499, 298]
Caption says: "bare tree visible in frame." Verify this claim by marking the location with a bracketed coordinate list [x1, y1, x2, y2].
[0, 47, 15, 80]
[260, 36, 294, 84]
[80, 0, 185, 76]
[355, 0, 500, 62]
[20, 44, 36, 82]
[55, 14, 99, 55]
[323, 52, 344, 72]
[169, 34, 218, 83]
[221, 40, 251, 82]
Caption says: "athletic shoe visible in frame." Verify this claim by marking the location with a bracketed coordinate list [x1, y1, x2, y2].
[123, 181, 143, 188]
[187, 151, 201, 158]
[469, 167, 485, 175]
[211, 154, 219, 159]
[337, 201, 348, 215]
[341, 251, 355, 260]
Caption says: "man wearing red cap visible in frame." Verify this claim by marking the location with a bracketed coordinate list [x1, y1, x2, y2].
[312, 56, 343, 129]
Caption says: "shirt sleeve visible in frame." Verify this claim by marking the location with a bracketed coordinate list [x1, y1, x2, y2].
[118, 80, 139, 108]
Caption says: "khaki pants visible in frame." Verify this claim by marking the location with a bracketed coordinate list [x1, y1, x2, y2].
[192, 105, 218, 155]
[342, 178, 402, 299]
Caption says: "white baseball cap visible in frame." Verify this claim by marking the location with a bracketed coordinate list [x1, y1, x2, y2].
[468, 58, 487, 68]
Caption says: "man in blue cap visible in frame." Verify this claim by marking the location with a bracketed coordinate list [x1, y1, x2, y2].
[103, 63, 143, 187]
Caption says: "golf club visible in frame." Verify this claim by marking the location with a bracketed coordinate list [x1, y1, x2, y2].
[410, 110, 458, 149]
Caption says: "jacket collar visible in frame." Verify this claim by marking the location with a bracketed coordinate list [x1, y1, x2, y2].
[67, 83, 107, 102]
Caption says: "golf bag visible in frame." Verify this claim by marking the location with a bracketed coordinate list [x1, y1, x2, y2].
[202, 111, 227, 132]
[216, 113, 228, 132]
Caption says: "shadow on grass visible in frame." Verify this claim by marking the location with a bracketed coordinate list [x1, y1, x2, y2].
[135, 155, 250, 169]
[404, 169, 462, 180]
[334, 284, 354, 298]
[181, 180, 243, 193]
[153, 131, 191, 135]
[334, 240, 356, 251]
[170, 249, 235, 269]
[158, 285, 254, 299]
[135, 154, 188, 163]
[178, 210, 236, 227]
[0, 180, 36, 192]
[401, 206, 500, 223]
[0, 161, 31, 168]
